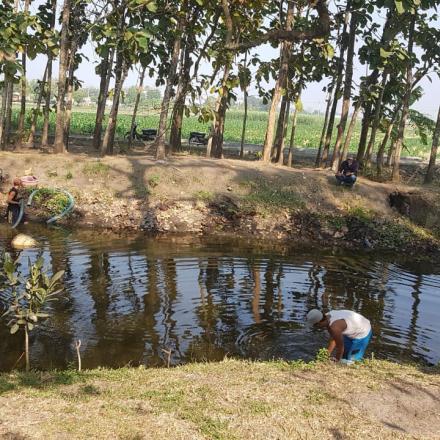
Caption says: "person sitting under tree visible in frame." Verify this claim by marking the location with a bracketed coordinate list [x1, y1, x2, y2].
[6, 178, 25, 225]
[307, 309, 372, 363]
[335, 156, 358, 186]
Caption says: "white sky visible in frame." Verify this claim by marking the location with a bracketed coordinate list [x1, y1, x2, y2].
[22, 1, 440, 118]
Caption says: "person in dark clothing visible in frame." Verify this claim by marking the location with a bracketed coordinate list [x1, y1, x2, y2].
[335, 157, 358, 186]
[6, 178, 24, 225]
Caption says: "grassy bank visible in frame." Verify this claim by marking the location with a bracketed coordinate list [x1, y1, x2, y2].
[11, 107, 430, 158]
[0, 359, 439, 439]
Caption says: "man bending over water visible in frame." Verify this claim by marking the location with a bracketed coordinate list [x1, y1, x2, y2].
[307, 309, 372, 362]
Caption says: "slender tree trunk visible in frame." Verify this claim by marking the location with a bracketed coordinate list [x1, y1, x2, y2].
[155, 1, 187, 160]
[424, 105, 440, 184]
[169, 44, 192, 152]
[3, 80, 14, 148]
[101, 54, 127, 156]
[262, 1, 295, 163]
[365, 72, 388, 167]
[392, 16, 415, 182]
[341, 100, 360, 162]
[320, 7, 350, 167]
[53, 0, 71, 153]
[128, 66, 146, 147]
[210, 66, 230, 159]
[273, 94, 289, 161]
[27, 64, 48, 147]
[17, 0, 31, 143]
[0, 79, 10, 150]
[240, 86, 248, 159]
[315, 88, 332, 166]
[330, 9, 357, 171]
[377, 111, 398, 176]
[64, 42, 78, 151]
[41, 0, 57, 147]
[287, 93, 301, 167]
[41, 54, 53, 147]
[93, 47, 114, 149]
[277, 100, 291, 165]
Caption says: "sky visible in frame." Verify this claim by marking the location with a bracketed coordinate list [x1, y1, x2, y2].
[23, 1, 440, 118]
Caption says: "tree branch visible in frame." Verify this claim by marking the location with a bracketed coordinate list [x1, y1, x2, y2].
[224, 0, 330, 51]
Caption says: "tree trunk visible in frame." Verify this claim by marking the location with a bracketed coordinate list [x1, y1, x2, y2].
[128, 66, 146, 147]
[273, 94, 289, 161]
[0, 78, 10, 150]
[210, 66, 230, 159]
[341, 100, 360, 162]
[64, 41, 78, 151]
[53, 0, 71, 153]
[169, 44, 192, 152]
[330, 9, 357, 171]
[3, 80, 14, 148]
[27, 64, 48, 147]
[93, 47, 115, 149]
[377, 111, 398, 176]
[261, 1, 295, 163]
[319, 7, 350, 167]
[240, 87, 248, 159]
[287, 92, 301, 167]
[101, 54, 127, 156]
[17, 0, 31, 143]
[41, 0, 57, 147]
[392, 16, 415, 182]
[155, 1, 187, 160]
[424, 105, 440, 184]
[276, 99, 291, 165]
[315, 88, 332, 166]
[364, 72, 388, 167]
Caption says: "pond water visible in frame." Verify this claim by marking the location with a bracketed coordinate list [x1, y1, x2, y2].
[0, 224, 439, 370]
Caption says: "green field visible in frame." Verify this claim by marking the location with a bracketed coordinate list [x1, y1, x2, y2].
[12, 106, 430, 158]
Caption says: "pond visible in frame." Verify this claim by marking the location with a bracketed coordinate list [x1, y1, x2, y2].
[0, 224, 439, 370]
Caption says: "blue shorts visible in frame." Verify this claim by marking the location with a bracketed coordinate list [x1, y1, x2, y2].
[343, 330, 372, 361]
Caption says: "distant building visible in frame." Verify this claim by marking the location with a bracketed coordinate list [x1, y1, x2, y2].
[82, 96, 93, 106]
[12, 92, 20, 102]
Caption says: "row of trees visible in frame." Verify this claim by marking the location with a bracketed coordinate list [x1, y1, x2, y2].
[0, 0, 439, 182]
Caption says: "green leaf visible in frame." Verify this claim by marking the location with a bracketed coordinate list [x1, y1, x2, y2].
[50, 270, 65, 286]
[395, 0, 405, 14]
[146, 1, 157, 12]
[380, 48, 392, 59]
[10, 324, 19, 335]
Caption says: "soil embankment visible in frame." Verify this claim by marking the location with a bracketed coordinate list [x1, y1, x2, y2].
[0, 359, 439, 439]
[1, 150, 439, 254]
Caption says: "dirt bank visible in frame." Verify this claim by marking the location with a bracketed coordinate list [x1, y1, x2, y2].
[1, 149, 439, 254]
[0, 359, 439, 439]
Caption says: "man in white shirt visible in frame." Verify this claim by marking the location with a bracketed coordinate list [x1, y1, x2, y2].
[307, 309, 372, 362]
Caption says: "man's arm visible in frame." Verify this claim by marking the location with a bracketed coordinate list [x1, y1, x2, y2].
[329, 320, 347, 361]
[327, 338, 336, 356]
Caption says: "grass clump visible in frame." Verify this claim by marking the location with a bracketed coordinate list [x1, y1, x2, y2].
[31, 188, 70, 215]
[242, 178, 304, 211]
[82, 161, 110, 177]
[195, 190, 214, 202]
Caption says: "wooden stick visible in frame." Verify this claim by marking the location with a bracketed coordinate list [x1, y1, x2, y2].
[75, 340, 82, 372]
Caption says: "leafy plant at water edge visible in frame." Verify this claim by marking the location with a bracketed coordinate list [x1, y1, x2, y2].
[1, 254, 64, 371]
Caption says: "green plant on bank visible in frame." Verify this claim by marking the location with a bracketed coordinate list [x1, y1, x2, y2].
[82, 161, 110, 177]
[195, 190, 214, 202]
[1, 254, 64, 371]
[148, 175, 160, 188]
[243, 179, 304, 211]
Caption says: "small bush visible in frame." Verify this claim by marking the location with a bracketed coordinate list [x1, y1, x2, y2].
[195, 190, 214, 201]
[148, 175, 160, 188]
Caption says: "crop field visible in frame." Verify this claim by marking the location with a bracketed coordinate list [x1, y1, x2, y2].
[12, 106, 430, 158]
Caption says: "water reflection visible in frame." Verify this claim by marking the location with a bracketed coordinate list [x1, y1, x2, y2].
[0, 224, 439, 370]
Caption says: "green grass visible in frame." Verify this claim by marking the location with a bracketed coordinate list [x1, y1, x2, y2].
[82, 161, 110, 177]
[11, 107, 431, 158]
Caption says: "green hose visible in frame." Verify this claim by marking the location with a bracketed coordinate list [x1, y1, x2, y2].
[27, 188, 75, 224]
